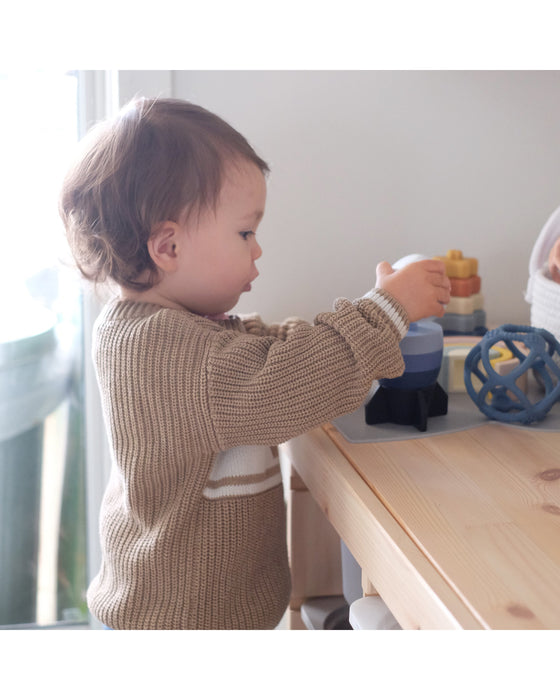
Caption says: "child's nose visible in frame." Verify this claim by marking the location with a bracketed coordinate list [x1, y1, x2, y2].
[252, 239, 263, 260]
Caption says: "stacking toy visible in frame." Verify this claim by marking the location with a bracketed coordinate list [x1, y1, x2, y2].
[365, 320, 448, 432]
[433, 250, 487, 335]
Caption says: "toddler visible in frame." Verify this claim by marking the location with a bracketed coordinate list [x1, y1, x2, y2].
[60, 97, 450, 629]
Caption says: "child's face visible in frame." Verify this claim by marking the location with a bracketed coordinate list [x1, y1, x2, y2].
[171, 160, 266, 315]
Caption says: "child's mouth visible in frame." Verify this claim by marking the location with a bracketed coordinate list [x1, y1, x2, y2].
[244, 274, 258, 292]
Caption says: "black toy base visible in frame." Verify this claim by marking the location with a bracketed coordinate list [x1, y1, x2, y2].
[365, 382, 448, 432]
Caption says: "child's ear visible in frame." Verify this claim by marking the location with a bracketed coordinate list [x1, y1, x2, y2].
[147, 222, 180, 272]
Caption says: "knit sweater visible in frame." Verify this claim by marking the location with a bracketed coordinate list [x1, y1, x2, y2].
[87, 290, 408, 629]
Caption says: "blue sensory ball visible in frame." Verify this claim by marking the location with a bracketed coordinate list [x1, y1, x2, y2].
[463, 324, 560, 424]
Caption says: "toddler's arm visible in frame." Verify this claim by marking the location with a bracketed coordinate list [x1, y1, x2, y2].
[206, 291, 409, 448]
[374, 259, 450, 321]
[203, 259, 448, 448]
[548, 238, 560, 284]
[241, 315, 309, 339]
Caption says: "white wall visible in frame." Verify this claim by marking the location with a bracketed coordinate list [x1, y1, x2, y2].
[119, 70, 560, 325]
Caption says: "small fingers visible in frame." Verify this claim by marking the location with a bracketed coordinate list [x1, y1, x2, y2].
[414, 259, 447, 275]
[422, 264, 451, 306]
[435, 278, 451, 304]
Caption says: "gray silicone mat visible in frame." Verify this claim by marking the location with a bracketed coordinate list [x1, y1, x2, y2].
[331, 391, 560, 443]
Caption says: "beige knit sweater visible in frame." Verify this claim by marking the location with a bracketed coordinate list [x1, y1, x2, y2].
[87, 290, 408, 629]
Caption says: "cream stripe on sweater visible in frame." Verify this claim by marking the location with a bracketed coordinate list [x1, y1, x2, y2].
[87, 290, 408, 629]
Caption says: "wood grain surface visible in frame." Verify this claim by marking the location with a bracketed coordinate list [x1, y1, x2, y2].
[323, 421, 560, 629]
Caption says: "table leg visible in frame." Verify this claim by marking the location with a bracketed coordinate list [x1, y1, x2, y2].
[286, 464, 343, 628]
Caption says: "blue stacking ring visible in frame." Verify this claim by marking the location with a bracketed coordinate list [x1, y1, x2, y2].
[381, 320, 443, 391]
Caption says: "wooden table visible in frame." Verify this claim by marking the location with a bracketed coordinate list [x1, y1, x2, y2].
[282, 419, 560, 629]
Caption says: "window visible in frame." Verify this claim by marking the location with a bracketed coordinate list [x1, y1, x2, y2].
[0, 70, 87, 628]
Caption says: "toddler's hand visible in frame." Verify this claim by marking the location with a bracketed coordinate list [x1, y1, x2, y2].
[375, 259, 450, 322]
[548, 238, 560, 284]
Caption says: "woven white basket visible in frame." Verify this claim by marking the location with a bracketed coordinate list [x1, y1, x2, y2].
[526, 205, 560, 342]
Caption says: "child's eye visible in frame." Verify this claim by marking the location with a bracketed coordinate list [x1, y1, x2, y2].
[239, 230, 254, 240]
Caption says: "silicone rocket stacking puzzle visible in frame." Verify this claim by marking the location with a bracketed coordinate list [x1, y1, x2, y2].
[365, 319, 448, 432]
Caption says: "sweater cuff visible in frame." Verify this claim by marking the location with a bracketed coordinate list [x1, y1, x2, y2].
[358, 288, 409, 339]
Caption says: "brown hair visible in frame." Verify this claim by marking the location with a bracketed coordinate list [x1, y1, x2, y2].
[59, 97, 269, 290]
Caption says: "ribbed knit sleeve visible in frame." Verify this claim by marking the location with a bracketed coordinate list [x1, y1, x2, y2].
[206, 291, 408, 449]
[240, 314, 308, 340]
